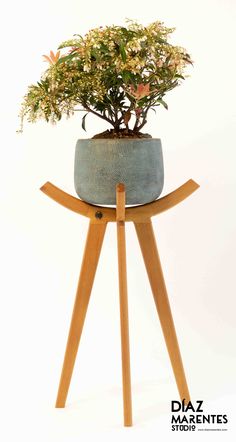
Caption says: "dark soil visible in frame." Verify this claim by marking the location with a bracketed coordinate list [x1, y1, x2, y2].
[92, 129, 152, 139]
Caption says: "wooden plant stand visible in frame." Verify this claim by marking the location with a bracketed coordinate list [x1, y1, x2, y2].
[40, 179, 199, 426]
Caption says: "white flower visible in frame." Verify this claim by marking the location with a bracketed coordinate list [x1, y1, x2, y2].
[139, 36, 147, 42]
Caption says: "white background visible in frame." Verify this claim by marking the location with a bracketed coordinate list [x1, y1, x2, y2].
[1, 0, 236, 441]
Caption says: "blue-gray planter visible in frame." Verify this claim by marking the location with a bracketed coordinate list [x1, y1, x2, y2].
[74, 138, 164, 205]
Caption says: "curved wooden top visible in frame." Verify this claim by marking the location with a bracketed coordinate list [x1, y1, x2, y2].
[40, 179, 199, 223]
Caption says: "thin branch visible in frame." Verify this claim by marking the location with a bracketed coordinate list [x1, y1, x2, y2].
[136, 118, 147, 131]
[133, 113, 140, 131]
[135, 103, 153, 132]
[83, 105, 115, 126]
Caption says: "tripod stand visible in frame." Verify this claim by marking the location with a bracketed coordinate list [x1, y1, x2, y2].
[40, 179, 199, 426]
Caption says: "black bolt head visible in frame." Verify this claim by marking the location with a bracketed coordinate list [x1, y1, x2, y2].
[95, 211, 103, 219]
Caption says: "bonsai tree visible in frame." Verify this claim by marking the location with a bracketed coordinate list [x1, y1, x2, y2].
[19, 19, 193, 138]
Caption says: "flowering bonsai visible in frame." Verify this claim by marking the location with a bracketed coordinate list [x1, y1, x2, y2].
[19, 19, 192, 138]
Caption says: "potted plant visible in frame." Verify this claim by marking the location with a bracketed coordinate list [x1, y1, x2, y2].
[19, 19, 193, 205]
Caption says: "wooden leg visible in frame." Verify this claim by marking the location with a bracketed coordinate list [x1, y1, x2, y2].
[134, 220, 190, 402]
[55, 220, 107, 408]
[116, 184, 133, 426]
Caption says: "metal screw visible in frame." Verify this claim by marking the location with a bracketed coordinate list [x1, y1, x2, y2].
[95, 211, 103, 219]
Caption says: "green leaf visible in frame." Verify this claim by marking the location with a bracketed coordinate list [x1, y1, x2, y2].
[157, 98, 168, 110]
[157, 37, 168, 44]
[100, 43, 109, 54]
[57, 54, 75, 64]
[91, 49, 99, 60]
[175, 74, 185, 80]
[137, 97, 150, 107]
[166, 55, 171, 64]
[120, 27, 132, 36]
[121, 70, 132, 83]
[82, 112, 88, 131]
[56, 112, 62, 121]
[119, 42, 127, 63]
[33, 102, 39, 112]
[94, 102, 106, 112]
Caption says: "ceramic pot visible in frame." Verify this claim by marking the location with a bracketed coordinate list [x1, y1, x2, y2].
[74, 138, 164, 205]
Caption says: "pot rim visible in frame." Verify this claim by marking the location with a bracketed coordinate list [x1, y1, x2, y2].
[76, 137, 161, 142]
